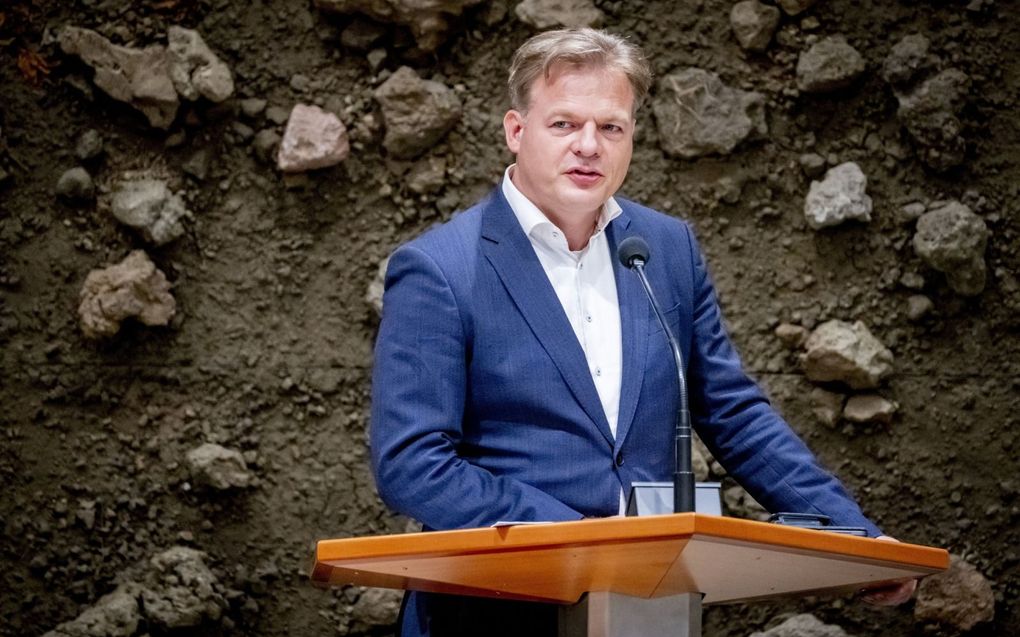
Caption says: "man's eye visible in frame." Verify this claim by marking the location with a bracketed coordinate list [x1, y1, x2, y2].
[603, 124, 622, 133]
[552, 121, 571, 129]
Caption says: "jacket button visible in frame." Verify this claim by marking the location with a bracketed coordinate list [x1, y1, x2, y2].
[615, 451, 624, 467]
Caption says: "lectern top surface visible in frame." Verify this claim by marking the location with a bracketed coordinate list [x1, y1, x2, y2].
[312, 514, 948, 604]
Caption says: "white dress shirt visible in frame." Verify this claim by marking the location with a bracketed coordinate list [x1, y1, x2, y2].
[502, 166, 624, 438]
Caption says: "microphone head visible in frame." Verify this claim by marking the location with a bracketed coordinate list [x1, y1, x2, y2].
[618, 236, 650, 269]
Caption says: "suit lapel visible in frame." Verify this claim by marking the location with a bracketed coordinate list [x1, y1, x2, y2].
[606, 208, 649, 450]
[480, 191, 615, 447]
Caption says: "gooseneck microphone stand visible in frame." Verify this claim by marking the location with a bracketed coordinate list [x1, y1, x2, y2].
[618, 236, 695, 514]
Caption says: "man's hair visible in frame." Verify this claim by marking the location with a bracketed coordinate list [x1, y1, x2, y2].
[507, 28, 653, 113]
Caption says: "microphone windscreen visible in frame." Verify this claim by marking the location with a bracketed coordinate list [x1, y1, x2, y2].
[617, 236, 650, 268]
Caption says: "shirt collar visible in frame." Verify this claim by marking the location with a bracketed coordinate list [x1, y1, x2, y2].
[501, 165, 622, 241]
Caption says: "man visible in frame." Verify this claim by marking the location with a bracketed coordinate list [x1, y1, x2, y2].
[370, 28, 913, 637]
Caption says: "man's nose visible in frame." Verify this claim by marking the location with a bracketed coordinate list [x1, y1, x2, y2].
[572, 122, 599, 157]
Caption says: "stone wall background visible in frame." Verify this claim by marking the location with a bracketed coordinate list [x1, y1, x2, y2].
[1, 0, 1017, 635]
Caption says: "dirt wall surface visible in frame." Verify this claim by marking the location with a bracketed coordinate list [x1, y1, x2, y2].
[1, 0, 1018, 635]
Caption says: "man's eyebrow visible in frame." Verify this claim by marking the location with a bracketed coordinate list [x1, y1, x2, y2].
[545, 109, 632, 122]
[545, 109, 576, 120]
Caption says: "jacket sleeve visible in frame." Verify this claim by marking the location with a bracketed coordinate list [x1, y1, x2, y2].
[369, 244, 584, 529]
[680, 227, 883, 537]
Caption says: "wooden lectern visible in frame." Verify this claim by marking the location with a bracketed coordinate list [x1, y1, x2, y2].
[312, 514, 948, 636]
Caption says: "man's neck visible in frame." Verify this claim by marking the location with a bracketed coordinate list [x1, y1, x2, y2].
[550, 210, 600, 252]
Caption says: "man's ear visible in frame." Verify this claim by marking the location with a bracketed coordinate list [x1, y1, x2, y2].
[503, 110, 524, 154]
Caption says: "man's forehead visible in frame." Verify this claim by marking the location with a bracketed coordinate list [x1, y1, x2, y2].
[540, 61, 623, 86]
[527, 64, 635, 116]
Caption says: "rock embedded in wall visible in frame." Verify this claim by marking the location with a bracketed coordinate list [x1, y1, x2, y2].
[809, 387, 845, 427]
[803, 162, 872, 229]
[42, 583, 143, 637]
[750, 613, 850, 637]
[77, 250, 176, 339]
[881, 34, 937, 87]
[182, 148, 211, 181]
[341, 17, 388, 51]
[42, 546, 237, 637]
[842, 394, 897, 425]
[374, 66, 462, 160]
[895, 69, 971, 171]
[880, 34, 971, 171]
[75, 129, 105, 162]
[796, 35, 866, 93]
[652, 67, 766, 159]
[55, 167, 95, 201]
[186, 443, 254, 490]
[341, 587, 404, 634]
[59, 25, 233, 129]
[109, 177, 190, 245]
[514, 0, 605, 29]
[915, 555, 995, 631]
[239, 97, 268, 120]
[366, 256, 391, 317]
[277, 104, 351, 172]
[730, 1, 781, 52]
[407, 156, 448, 195]
[141, 547, 228, 630]
[777, 0, 819, 16]
[167, 26, 235, 103]
[774, 322, 809, 348]
[313, 0, 484, 52]
[913, 200, 989, 296]
[367, 48, 388, 71]
[803, 320, 894, 389]
[905, 294, 934, 321]
[253, 129, 282, 164]
[798, 152, 827, 178]
[59, 26, 180, 129]
[898, 201, 927, 225]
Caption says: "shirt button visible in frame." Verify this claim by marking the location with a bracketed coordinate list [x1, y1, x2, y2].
[585, 315, 592, 323]
[615, 451, 624, 467]
[595, 367, 602, 377]
[552, 231, 559, 238]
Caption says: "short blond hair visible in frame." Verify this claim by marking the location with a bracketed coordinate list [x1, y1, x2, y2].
[508, 28, 653, 113]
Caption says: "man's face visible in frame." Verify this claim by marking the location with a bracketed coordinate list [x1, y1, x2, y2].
[503, 65, 635, 227]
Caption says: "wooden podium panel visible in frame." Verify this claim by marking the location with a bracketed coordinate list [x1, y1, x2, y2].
[312, 514, 948, 605]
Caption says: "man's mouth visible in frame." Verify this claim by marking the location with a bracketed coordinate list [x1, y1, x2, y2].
[567, 167, 603, 177]
[566, 167, 604, 186]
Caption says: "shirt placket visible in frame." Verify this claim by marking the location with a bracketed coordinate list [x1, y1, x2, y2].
[578, 250, 602, 383]
[573, 254, 589, 357]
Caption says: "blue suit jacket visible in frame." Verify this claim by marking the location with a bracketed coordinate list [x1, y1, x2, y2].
[370, 187, 881, 636]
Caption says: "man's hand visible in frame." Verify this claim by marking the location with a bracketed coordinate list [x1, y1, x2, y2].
[861, 578, 917, 606]
[861, 535, 918, 606]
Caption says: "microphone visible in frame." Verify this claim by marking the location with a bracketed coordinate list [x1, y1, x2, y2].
[618, 236, 695, 514]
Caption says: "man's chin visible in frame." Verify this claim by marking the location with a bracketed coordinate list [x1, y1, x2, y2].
[559, 182, 612, 202]
[556, 192, 608, 216]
